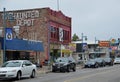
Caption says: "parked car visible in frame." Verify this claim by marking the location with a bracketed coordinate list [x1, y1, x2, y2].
[52, 57, 76, 72]
[94, 58, 106, 67]
[103, 58, 113, 66]
[114, 57, 120, 64]
[84, 59, 99, 68]
[0, 60, 37, 80]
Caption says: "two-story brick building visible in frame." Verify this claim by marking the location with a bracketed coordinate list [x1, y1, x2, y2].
[0, 7, 71, 65]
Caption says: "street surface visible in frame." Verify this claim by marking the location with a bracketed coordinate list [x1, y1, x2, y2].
[2, 65, 120, 82]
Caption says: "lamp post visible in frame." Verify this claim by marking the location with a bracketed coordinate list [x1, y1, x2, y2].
[2, 8, 15, 62]
[81, 33, 87, 62]
[95, 37, 99, 58]
[59, 28, 63, 57]
[3, 8, 6, 63]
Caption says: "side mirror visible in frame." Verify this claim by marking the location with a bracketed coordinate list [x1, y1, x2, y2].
[22, 65, 26, 67]
[69, 60, 72, 63]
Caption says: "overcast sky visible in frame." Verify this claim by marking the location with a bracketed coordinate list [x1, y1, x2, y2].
[0, 0, 120, 41]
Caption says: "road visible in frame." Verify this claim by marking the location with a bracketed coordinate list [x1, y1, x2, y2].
[3, 65, 120, 82]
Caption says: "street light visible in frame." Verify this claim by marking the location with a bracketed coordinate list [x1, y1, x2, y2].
[2, 8, 15, 62]
[3, 8, 6, 63]
[59, 28, 63, 57]
[95, 37, 99, 58]
[81, 33, 87, 61]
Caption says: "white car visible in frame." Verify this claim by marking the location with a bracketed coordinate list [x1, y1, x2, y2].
[0, 60, 37, 80]
[114, 58, 120, 64]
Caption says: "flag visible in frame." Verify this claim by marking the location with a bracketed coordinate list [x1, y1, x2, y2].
[6, 28, 13, 40]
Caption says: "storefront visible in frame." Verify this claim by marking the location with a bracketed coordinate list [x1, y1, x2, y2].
[0, 37, 44, 64]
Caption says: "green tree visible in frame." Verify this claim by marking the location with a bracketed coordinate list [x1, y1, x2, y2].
[72, 33, 79, 41]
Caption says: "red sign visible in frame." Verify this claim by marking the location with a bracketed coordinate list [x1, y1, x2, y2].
[99, 41, 110, 47]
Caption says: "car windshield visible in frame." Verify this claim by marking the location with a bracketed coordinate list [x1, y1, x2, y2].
[95, 58, 102, 62]
[115, 58, 120, 60]
[104, 58, 110, 61]
[87, 59, 95, 63]
[2, 61, 22, 67]
[55, 58, 68, 63]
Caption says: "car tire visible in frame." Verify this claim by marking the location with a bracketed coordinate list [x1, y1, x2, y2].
[94, 63, 98, 68]
[31, 70, 35, 78]
[52, 69, 56, 72]
[16, 71, 21, 80]
[73, 67, 76, 72]
[67, 66, 70, 72]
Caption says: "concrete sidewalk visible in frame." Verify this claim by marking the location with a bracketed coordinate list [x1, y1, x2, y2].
[36, 64, 84, 76]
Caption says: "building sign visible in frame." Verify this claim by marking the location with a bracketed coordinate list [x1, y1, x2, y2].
[111, 46, 118, 50]
[69, 43, 76, 51]
[2, 10, 39, 27]
[99, 41, 110, 47]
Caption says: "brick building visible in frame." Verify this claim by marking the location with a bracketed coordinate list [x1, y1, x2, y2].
[0, 7, 71, 65]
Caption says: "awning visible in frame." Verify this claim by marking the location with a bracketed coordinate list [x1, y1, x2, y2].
[61, 49, 72, 54]
[0, 37, 44, 52]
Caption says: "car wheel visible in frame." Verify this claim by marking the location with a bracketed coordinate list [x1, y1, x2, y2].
[52, 69, 56, 72]
[94, 63, 98, 68]
[73, 67, 76, 72]
[31, 70, 35, 78]
[67, 66, 70, 72]
[16, 71, 21, 80]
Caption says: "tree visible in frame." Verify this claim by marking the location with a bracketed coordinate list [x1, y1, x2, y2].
[72, 33, 79, 41]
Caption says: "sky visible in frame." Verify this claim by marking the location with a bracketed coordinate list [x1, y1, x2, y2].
[0, 0, 120, 42]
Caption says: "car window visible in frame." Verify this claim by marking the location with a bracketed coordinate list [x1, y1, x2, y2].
[24, 61, 32, 66]
[68, 57, 75, 62]
[55, 58, 68, 63]
[2, 61, 21, 67]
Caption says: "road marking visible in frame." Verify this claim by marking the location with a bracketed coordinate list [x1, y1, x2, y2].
[64, 69, 117, 82]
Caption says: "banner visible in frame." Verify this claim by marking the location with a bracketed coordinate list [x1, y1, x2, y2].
[6, 28, 13, 40]
[59, 28, 63, 41]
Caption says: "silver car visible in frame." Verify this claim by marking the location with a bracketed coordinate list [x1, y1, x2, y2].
[114, 58, 120, 64]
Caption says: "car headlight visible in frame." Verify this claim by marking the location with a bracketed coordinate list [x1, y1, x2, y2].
[8, 70, 17, 72]
[91, 62, 95, 65]
[52, 63, 55, 66]
[63, 63, 68, 66]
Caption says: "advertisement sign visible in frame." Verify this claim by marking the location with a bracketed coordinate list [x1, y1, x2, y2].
[99, 41, 110, 47]
[69, 43, 76, 51]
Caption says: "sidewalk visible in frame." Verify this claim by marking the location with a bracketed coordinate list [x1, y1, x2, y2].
[36, 64, 84, 76]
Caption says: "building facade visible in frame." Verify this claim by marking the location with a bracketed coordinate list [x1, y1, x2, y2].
[0, 8, 71, 65]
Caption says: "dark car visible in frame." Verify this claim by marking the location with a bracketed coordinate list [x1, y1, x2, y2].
[84, 59, 99, 68]
[103, 58, 113, 66]
[95, 58, 106, 67]
[52, 57, 76, 72]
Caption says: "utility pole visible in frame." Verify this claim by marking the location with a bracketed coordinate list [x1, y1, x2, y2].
[57, 0, 59, 11]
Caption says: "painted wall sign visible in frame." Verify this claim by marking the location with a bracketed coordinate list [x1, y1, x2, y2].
[2, 10, 39, 27]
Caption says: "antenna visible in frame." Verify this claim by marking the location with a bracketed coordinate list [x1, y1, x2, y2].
[57, 0, 59, 11]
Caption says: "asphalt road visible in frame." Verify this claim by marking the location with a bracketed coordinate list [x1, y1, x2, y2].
[3, 65, 120, 82]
